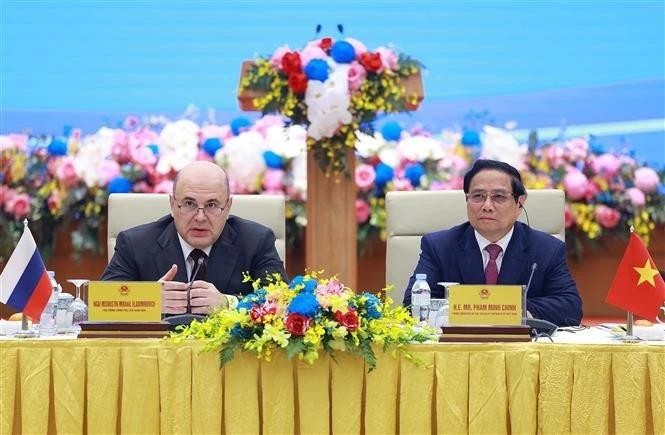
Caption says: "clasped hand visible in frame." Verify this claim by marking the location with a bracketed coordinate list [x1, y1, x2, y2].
[158, 264, 227, 314]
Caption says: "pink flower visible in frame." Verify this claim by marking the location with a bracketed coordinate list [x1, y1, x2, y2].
[347, 62, 367, 92]
[263, 169, 285, 191]
[55, 157, 79, 186]
[0, 186, 15, 207]
[563, 171, 588, 201]
[345, 38, 367, 57]
[634, 167, 659, 193]
[6, 193, 30, 218]
[70, 128, 82, 141]
[200, 124, 232, 141]
[625, 187, 646, 207]
[270, 45, 291, 68]
[392, 178, 414, 191]
[355, 164, 376, 191]
[300, 45, 328, 68]
[47, 191, 62, 214]
[0, 134, 28, 151]
[564, 204, 575, 228]
[97, 160, 121, 186]
[133, 181, 152, 193]
[564, 138, 589, 162]
[153, 180, 174, 194]
[376, 47, 398, 71]
[355, 199, 371, 223]
[591, 153, 620, 178]
[595, 205, 621, 229]
[429, 181, 449, 190]
[544, 145, 566, 168]
[251, 115, 284, 137]
[130, 145, 157, 167]
[123, 115, 139, 130]
[317, 279, 345, 296]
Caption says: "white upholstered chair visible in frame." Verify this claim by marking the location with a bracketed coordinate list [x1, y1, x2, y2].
[385, 189, 565, 303]
[107, 193, 286, 265]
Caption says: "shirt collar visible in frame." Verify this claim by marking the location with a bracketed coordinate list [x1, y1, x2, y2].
[177, 234, 212, 261]
[474, 226, 514, 254]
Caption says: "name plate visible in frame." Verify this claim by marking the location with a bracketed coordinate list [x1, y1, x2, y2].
[448, 285, 523, 326]
[88, 281, 162, 322]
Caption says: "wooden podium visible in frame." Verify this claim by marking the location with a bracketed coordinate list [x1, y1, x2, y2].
[238, 60, 423, 289]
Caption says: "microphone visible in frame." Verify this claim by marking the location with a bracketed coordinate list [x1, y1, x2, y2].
[166, 257, 206, 331]
[186, 256, 205, 314]
[522, 262, 558, 338]
[524, 262, 537, 295]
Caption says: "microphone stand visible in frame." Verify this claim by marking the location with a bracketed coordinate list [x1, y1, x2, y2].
[165, 257, 206, 330]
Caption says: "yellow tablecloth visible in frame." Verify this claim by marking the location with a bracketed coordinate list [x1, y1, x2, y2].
[1, 339, 664, 434]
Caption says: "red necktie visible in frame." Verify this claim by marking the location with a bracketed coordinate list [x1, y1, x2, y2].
[484, 244, 502, 285]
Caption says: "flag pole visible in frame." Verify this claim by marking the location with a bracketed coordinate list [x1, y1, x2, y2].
[621, 226, 638, 342]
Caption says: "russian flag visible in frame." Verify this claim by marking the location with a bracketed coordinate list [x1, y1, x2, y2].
[0, 224, 52, 320]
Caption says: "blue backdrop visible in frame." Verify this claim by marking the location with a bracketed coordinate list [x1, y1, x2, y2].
[1, 1, 663, 164]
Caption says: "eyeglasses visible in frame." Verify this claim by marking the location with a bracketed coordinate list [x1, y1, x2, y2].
[466, 191, 518, 205]
[175, 198, 229, 216]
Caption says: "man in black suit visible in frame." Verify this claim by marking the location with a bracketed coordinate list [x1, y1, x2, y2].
[101, 161, 286, 315]
[403, 159, 583, 326]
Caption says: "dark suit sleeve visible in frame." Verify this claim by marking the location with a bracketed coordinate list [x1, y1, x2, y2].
[403, 235, 444, 306]
[101, 231, 140, 281]
[250, 228, 288, 282]
[526, 242, 583, 326]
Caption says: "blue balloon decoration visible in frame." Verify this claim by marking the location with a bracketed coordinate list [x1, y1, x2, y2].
[202, 138, 223, 156]
[461, 130, 481, 146]
[381, 122, 403, 141]
[47, 138, 68, 156]
[231, 117, 252, 136]
[304, 59, 329, 82]
[263, 150, 284, 169]
[107, 176, 132, 194]
[330, 41, 355, 63]
[147, 143, 159, 156]
[404, 163, 425, 187]
[374, 163, 394, 187]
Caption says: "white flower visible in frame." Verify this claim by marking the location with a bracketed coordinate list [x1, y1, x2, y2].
[74, 127, 115, 187]
[396, 135, 445, 161]
[305, 64, 352, 140]
[355, 131, 385, 158]
[215, 131, 266, 193]
[291, 153, 307, 200]
[157, 120, 200, 174]
[379, 148, 400, 168]
[480, 126, 527, 170]
[265, 124, 306, 159]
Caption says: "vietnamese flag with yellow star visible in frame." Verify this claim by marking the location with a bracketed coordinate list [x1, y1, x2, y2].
[605, 232, 665, 321]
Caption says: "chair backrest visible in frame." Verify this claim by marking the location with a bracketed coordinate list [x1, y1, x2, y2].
[107, 193, 286, 265]
[385, 189, 565, 303]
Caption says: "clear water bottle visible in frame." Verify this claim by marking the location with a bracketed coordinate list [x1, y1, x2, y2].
[410, 273, 431, 322]
[38, 271, 59, 336]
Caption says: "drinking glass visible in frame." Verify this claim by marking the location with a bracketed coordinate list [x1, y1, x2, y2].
[67, 279, 89, 330]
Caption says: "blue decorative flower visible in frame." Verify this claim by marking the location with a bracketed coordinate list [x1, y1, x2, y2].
[362, 293, 382, 319]
[202, 138, 223, 156]
[404, 163, 425, 187]
[107, 177, 132, 193]
[303, 279, 318, 293]
[63, 125, 73, 137]
[236, 299, 255, 311]
[231, 117, 252, 136]
[589, 137, 605, 155]
[47, 138, 68, 156]
[289, 275, 305, 289]
[305, 59, 329, 82]
[381, 122, 402, 141]
[374, 163, 394, 187]
[230, 325, 255, 339]
[288, 292, 319, 317]
[263, 150, 284, 169]
[147, 143, 159, 156]
[461, 130, 480, 146]
[330, 41, 355, 63]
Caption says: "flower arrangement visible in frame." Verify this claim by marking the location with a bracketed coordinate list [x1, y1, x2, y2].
[239, 37, 422, 176]
[170, 271, 435, 370]
[2, 114, 663, 264]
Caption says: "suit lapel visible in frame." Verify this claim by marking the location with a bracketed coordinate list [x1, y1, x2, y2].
[207, 222, 239, 293]
[498, 223, 529, 284]
[458, 225, 485, 284]
[155, 222, 188, 282]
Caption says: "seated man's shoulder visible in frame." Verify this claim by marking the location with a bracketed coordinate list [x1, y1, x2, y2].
[121, 215, 174, 240]
[226, 215, 274, 236]
[424, 222, 471, 243]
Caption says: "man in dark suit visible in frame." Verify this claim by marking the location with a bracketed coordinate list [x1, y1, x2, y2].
[102, 161, 286, 315]
[403, 159, 582, 326]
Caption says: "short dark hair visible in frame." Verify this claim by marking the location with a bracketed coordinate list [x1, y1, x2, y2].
[463, 159, 526, 200]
